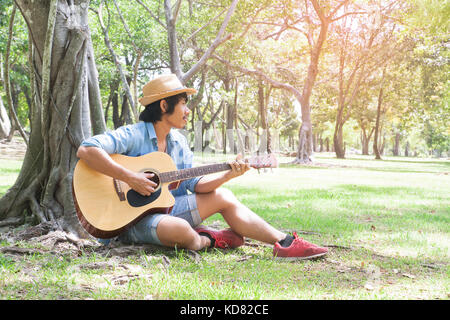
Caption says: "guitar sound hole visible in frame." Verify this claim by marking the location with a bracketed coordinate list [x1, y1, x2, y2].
[144, 170, 160, 189]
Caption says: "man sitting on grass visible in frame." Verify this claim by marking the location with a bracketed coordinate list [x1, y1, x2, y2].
[76, 74, 328, 260]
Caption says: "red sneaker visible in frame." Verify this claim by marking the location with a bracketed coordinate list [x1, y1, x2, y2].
[273, 232, 328, 260]
[195, 226, 244, 249]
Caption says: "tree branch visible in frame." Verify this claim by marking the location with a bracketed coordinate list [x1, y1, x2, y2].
[164, 0, 183, 78]
[213, 54, 303, 104]
[97, 1, 138, 122]
[331, 11, 367, 22]
[112, 0, 143, 113]
[172, 0, 182, 24]
[112, 0, 140, 53]
[182, 0, 239, 83]
[185, 6, 228, 44]
[328, 0, 350, 18]
[135, 0, 167, 29]
[310, 0, 327, 23]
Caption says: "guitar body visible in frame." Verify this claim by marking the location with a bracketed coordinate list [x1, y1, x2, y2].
[73, 152, 178, 239]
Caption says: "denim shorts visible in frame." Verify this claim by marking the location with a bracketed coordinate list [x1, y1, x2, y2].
[115, 193, 202, 246]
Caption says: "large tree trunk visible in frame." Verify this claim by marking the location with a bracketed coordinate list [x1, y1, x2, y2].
[257, 81, 272, 154]
[223, 75, 240, 155]
[373, 85, 383, 160]
[361, 125, 374, 155]
[0, 0, 106, 237]
[393, 132, 401, 156]
[293, 2, 330, 164]
[333, 123, 345, 159]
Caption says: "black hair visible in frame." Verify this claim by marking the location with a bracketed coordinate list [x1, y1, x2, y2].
[139, 92, 188, 123]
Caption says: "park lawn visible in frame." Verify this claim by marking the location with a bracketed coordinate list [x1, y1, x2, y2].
[0, 154, 449, 300]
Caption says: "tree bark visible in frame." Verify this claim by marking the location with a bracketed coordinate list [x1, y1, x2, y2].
[393, 132, 401, 156]
[361, 126, 374, 155]
[257, 80, 271, 154]
[224, 74, 236, 154]
[0, 0, 105, 238]
[373, 78, 384, 160]
[333, 123, 345, 158]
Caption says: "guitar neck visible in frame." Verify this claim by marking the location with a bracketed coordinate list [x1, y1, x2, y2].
[159, 162, 231, 183]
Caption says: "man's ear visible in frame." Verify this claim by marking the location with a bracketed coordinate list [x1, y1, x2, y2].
[160, 100, 168, 113]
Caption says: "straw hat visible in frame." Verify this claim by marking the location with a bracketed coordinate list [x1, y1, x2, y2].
[138, 74, 197, 106]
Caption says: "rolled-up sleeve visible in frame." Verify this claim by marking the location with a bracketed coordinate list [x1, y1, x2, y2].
[184, 176, 202, 194]
[80, 125, 136, 155]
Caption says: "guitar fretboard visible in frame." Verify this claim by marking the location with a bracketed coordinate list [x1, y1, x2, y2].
[159, 162, 231, 183]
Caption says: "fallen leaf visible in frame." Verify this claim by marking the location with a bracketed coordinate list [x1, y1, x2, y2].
[237, 255, 252, 262]
[111, 274, 140, 285]
[402, 273, 416, 279]
[327, 259, 340, 264]
[162, 255, 170, 267]
[364, 283, 374, 290]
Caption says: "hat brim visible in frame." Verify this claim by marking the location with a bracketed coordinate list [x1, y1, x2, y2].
[139, 87, 197, 106]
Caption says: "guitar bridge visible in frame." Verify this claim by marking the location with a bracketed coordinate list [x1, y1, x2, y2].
[113, 179, 126, 201]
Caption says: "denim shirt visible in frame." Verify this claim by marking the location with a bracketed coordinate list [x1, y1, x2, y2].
[80, 121, 201, 197]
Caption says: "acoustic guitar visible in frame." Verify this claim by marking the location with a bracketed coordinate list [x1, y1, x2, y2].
[72, 151, 277, 238]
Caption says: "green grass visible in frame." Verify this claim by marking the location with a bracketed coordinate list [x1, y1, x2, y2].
[0, 153, 449, 300]
[0, 159, 22, 196]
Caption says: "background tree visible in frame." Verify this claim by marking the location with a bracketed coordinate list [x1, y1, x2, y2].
[214, 0, 361, 163]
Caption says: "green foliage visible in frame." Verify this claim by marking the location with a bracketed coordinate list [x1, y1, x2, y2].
[0, 3, 30, 129]
[0, 0, 448, 156]
[404, 0, 450, 35]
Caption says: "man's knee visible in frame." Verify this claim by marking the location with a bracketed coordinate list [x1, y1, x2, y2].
[218, 187, 235, 198]
[214, 187, 239, 210]
[157, 216, 197, 246]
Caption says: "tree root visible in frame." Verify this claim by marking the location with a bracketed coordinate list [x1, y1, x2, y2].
[0, 217, 24, 228]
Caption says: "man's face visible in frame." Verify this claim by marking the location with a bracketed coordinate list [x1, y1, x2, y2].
[162, 98, 190, 129]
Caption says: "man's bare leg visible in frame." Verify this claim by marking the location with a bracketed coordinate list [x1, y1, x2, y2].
[156, 216, 211, 250]
[196, 188, 286, 245]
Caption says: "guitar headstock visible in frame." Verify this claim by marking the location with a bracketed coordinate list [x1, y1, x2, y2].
[247, 153, 278, 169]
